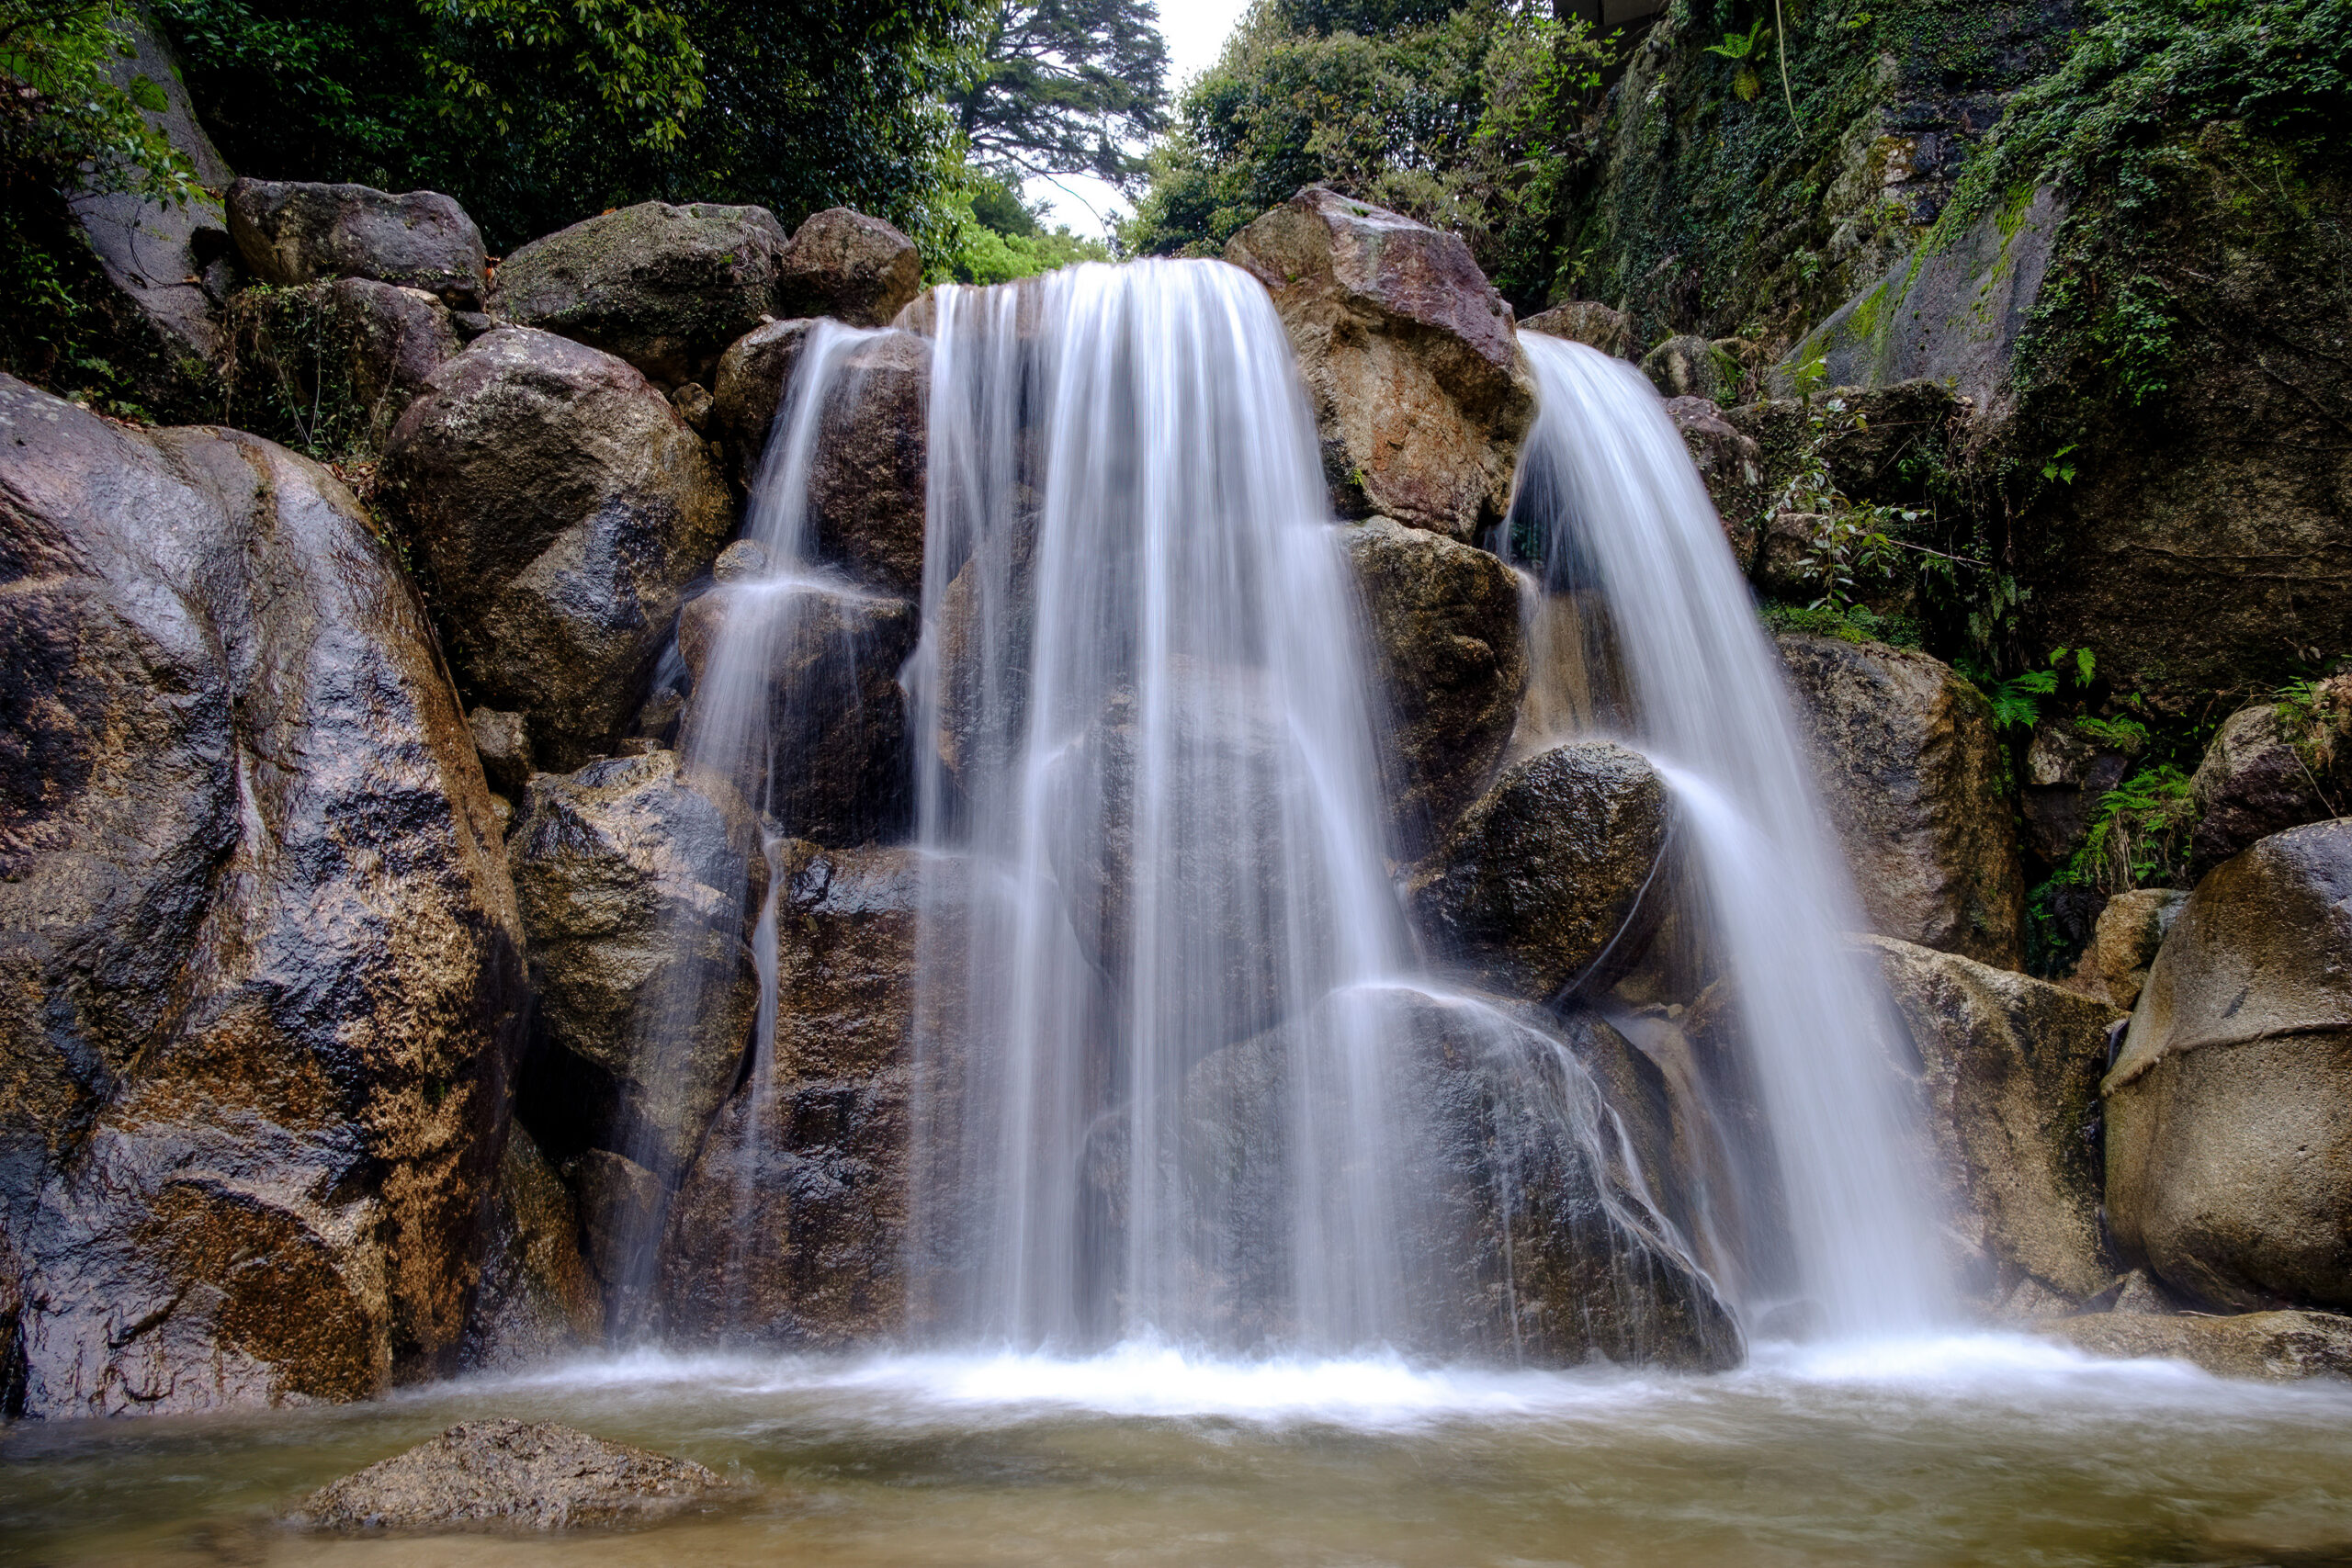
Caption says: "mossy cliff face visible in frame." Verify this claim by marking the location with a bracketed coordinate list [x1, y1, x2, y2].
[1562, 0, 2078, 356]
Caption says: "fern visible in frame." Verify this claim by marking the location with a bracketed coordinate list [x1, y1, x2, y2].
[2068, 764, 2197, 894]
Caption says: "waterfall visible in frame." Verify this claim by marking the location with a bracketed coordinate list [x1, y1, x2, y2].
[1503, 333, 1948, 1337]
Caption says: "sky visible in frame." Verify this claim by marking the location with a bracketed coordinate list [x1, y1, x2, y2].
[1017, 0, 1255, 242]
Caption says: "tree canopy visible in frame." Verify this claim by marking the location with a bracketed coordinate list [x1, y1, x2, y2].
[950, 0, 1169, 191]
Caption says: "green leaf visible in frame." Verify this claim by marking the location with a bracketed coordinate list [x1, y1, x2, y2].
[129, 73, 169, 113]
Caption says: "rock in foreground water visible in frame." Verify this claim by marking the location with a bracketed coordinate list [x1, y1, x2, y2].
[2040, 1310, 2352, 1382]
[292, 1420, 731, 1532]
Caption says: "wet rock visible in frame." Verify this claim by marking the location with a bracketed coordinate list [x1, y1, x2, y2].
[1521, 300, 1633, 358]
[1337, 516, 1527, 857]
[2039, 1310, 2352, 1382]
[291, 1420, 730, 1532]
[564, 1148, 662, 1303]
[2020, 716, 2136, 865]
[2189, 695, 2351, 875]
[1775, 634, 2025, 968]
[508, 752, 765, 1187]
[1183, 987, 1742, 1369]
[1226, 186, 1532, 540]
[709, 318, 814, 477]
[489, 201, 795, 385]
[1861, 935, 2124, 1307]
[2103, 818, 2352, 1314]
[330, 278, 464, 434]
[0, 376, 525, 1417]
[661, 844, 967, 1348]
[228, 179, 489, 308]
[674, 581, 919, 841]
[1751, 510, 1824, 599]
[461, 1124, 600, 1371]
[1408, 741, 1672, 1001]
[469, 708, 532, 801]
[380, 328, 732, 770]
[1662, 397, 1768, 563]
[1640, 334, 1745, 403]
[2067, 888, 2187, 1011]
[774, 207, 924, 329]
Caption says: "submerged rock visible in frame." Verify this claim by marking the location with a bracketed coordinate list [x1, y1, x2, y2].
[1862, 935, 2124, 1308]
[380, 328, 732, 769]
[2040, 1310, 2352, 1383]
[0, 376, 525, 1417]
[292, 1420, 730, 1532]
[2103, 818, 2352, 1314]
[228, 178, 489, 307]
[1775, 634, 2024, 969]
[1226, 186, 1532, 540]
[1408, 741, 1672, 1001]
[1337, 516, 1527, 857]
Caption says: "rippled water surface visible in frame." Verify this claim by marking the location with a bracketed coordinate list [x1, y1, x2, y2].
[6, 1337, 2350, 1567]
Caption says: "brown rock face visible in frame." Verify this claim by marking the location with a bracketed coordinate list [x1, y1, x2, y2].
[709, 322, 929, 592]
[508, 753, 764, 1187]
[2069, 887, 2187, 1011]
[0, 376, 525, 1417]
[380, 328, 732, 770]
[674, 582, 919, 841]
[1408, 741, 1672, 1001]
[228, 178, 489, 307]
[775, 207, 924, 329]
[1337, 517, 1527, 857]
[1639, 335, 1745, 403]
[1662, 397, 1769, 565]
[1862, 935, 2124, 1308]
[292, 1420, 730, 1532]
[2039, 1310, 2352, 1382]
[1225, 186, 1532, 539]
[2104, 818, 2352, 1313]
[661, 843, 963, 1348]
[1521, 300, 1633, 357]
[2189, 698, 2350, 875]
[1776, 634, 2025, 968]
[490, 201, 795, 385]
[461, 1124, 600, 1371]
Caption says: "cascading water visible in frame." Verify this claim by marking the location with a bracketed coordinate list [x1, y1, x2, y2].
[1502, 333, 1948, 1337]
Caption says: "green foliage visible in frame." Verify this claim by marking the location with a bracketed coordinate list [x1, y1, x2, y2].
[951, 0, 1169, 190]
[219, 282, 372, 462]
[2072, 712, 2149, 752]
[1759, 600, 1921, 649]
[0, 0, 200, 204]
[1960, 645, 2097, 733]
[2069, 762, 2198, 894]
[1702, 16, 1769, 102]
[2273, 672, 2352, 780]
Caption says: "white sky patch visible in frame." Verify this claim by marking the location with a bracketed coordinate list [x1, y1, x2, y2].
[1019, 0, 1255, 241]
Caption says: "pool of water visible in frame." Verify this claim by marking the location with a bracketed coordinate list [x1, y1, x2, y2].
[6, 1335, 2350, 1567]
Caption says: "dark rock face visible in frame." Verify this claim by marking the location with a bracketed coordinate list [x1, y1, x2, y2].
[489, 201, 795, 385]
[1775, 634, 2025, 968]
[1862, 935, 2124, 1310]
[2104, 818, 2352, 1314]
[1640, 334, 1744, 403]
[228, 179, 489, 308]
[2019, 716, 2134, 865]
[328, 278, 466, 437]
[1337, 516, 1527, 858]
[2041, 1310, 2352, 1382]
[710, 318, 814, 483]
[1662, 396, 1768, 565]
[675, 582, 919, 841]
[774, 208, 924, 329]
[1408, 741, 1672, 1001]
[461, 1125, 600, 1371]
[2189, 698, 2349, 875]
[662, 843, 963, 1348]
[0, 376, 525, 1417]
[508, 752, 764, 1189]
[1226, 186, 1532, 540]
[1521, 300, 1632, 357]
[1183, 987, 1742, 1369]
[291, 1420, 730, 1532]
[380, 328, 732, 770]
[232, 277, 465, 452]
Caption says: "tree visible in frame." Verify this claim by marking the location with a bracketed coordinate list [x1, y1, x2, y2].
[947, 0, 1168, 191]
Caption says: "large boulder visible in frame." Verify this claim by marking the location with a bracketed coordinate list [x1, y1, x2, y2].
[230, 276, 465, 453]
[774, 207, 923, 329]
[508, 753, 764, 1194]
[227, 178, 489, 307]
[661, 843, 964, 1348]
[489, 201, 795, 385]
[1182, 987, 1742, 1368]
[1225, 186, 1532, 540]
[1861, 936, 2125, 1310]
[673, 577, 920, 842]
[460, 1124, 600, 1371]
[2040, 1309, 2352, 1383]
[291, 1420, 730, 1532]
[380, 328, 732, 770]
[1776, 634, 2025, 968]
[0, 376, 525, 1417]
[708, 322, 929, 593]
[1521, 300, 1632, 358]
[1663, 396, 1769, 564]
[1640, 334, 1745, 404]
[2103, 818, 2352, 1313]
[1408, 741, 1672, 1001]
[2189, 694, 2351, 875]
[1336, 516, 1527, 857]
[2068, 887, 2187, 1011]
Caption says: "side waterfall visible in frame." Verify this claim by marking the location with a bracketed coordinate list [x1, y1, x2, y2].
[1504, 333, 1948, 1336]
